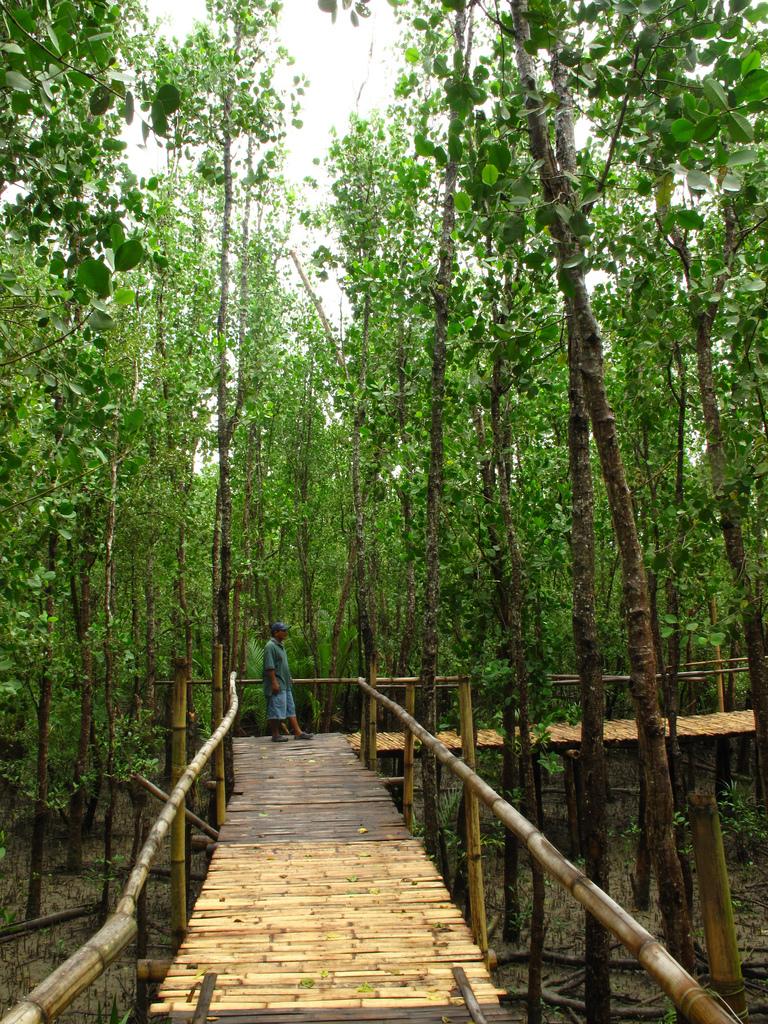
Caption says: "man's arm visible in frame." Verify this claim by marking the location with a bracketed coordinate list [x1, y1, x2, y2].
[264, 643, 281, 694]
[267, 667, 280, 694]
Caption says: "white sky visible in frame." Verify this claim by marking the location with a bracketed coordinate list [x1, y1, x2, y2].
[146, 0, 401, 188]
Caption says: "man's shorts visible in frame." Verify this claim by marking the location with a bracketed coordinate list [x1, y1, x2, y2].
[263, 680, 296, 720]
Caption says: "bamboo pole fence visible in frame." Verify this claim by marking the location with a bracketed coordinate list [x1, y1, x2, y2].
[356, 677, 742, 1024]
[1, 672, 239, 1024]
[457, 678, 488, 962]
[689, 792, 748, 1020]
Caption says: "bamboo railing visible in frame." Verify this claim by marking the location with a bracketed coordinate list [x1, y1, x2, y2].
[356, 677, 742, 1024]
[1, 671, 239, 1024]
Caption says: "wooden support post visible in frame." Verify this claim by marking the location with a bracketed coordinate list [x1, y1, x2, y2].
[359, 678, 368, 765]
[458, 679, 488, 961]
[171, 657, 188, 952]
[213, 643, 226, 829]
[367, 658, 378, 771]
[563, 752, 582, 859]
[403, 684, 415, 832]
[688, 791, 748, 1021]
[135, 819, 150, 1024]
[710, 598, 725, 713]
[191, 972, 218, 1024]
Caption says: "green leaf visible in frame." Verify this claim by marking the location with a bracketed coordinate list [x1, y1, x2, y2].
[103, 138, 127, 152]
[89, 85, 112, 116]
[721, 172, 742, 192]
[5, 70, 33, 92]
[155, 83, 181, 114]
[454, 192, 471, 212]
[77, 259, 111, 297]
[726, 147, 757, 166]
[686, 169, 710, 191]
[486, 142, 511, 172]
[404, 47, 419, 64]
[670, 118, 696, 142]
[414, 133, 434, 157]
[113, 287, 135, 305]
[481, 163, 499, 186]
[501, 216, 525, 244]
[741, 52, 761, 75]
[736, 277, 766, 292]
[693, 115, 720, 143]
[447, 132, 463, 160]
[735, 69, 768, 103]
[702, 77, 729, 111]
[124, 89, 134, 124]
[675, 209, 704, 230]
[123, 408, 144, 431]
[637, 26, 658, 54]
[114, 239, 144, 272]
[562, 252, 586, 269]
[88, 310, 115, 331]
[151, 100, 168, 137]
[726, 111, 754, 143]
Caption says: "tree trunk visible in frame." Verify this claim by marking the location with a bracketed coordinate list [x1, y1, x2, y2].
[216, 108, 235, 687]
[691, 230, 768, 808]
[67, 536, 95, 873]
[26, 529, 58, 918]
[490, 359, 544, 1023]
[567, 312, 611, 1024]
[420, 9, 468, 868]
[324, 535, 356, 732]
[145, 548, 156, 715]
[100, 457, 118, 921]
[351, 296, 377, 677]
[507, 0, 694, 967]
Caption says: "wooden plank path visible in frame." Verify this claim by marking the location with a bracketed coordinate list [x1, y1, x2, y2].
[151, 734, 513, 1023]
[347, 708, 758, 755]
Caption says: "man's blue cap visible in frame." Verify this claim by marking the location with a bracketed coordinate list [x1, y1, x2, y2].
[270, 621, 290, 634]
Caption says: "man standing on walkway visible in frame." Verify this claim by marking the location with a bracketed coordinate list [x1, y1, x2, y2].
[263, 622, 314, 742]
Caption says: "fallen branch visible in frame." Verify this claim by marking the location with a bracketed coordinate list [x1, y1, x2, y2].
[502, 988, 666, 1019]
[496, 949, 643, 972]
[0, 904, 97, 943]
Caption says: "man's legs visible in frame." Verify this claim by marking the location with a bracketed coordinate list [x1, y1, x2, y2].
[285, 686, 313, 739]
[268, 718, 289, 740]
[265, 687, 290, 741]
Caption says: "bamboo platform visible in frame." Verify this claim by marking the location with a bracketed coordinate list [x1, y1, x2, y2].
[346, 709, 758, 755]
[151, 734, 513, 1023]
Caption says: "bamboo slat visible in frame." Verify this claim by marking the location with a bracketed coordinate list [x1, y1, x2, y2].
[346, 709, 759, 754]
[151, 733, 514, 1024]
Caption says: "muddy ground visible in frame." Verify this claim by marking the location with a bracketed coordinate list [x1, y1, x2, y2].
[1, 743, 767, 1022]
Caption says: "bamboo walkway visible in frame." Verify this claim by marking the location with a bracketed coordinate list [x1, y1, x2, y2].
[347, 708, 758, 755]
[151, 734, 513, 1023]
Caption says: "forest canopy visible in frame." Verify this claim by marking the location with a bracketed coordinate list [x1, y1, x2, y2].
[2, 0, 768, 979]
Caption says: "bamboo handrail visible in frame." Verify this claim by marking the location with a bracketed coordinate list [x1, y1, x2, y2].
[154, 674, 470, 687]
[130, 772, 218, 841]
[1, 673, 239, 1024]
[356, 678, 741, 1024]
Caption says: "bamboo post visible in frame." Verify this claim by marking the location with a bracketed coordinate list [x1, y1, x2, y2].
[213, 644, 226, 828]
[563, 752, 582, 859]
[403, 683, 415, 832]
[367, 657, 378, 771]
[458, 679, 488, 960]
[688, 792, 748, 1020]
[710, 597, 726, 713]
[359, 678, 368, 765]
[170, 658, 188, 952]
